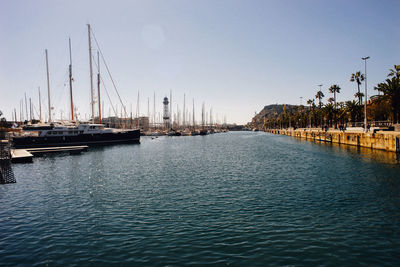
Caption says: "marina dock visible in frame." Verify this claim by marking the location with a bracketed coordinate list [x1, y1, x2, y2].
[11, 145, 89, 163]
[11, 149, 33, 163]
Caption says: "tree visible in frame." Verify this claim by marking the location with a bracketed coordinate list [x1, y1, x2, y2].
[329, 84, 341, 109]
[388, 64, 400, 79]
[307, 99, 315, 127]
[307, 99, 313, 108]
[374, 65, 400, 123]
[336, 102, 347, 126]
[345, 100, 361, 126]
[368, 96, 391, 122]
[350, 71, 365, 104]
[315, 91, 324, 108]
[354, 92, 364, 103]
[315, 91, 325, 127]
[328, 84, 341, 128]
[323, 103, 334, 127]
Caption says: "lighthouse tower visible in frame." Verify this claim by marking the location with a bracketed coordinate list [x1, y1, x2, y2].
[163, 97, 170, 129]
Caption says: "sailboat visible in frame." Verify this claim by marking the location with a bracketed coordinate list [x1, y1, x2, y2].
[13, 25, 140, 148]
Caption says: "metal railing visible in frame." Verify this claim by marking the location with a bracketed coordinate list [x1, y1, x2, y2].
[0, 131, 16, 184]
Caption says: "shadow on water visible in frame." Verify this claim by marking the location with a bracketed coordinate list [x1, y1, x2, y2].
[30, 142, 141, 160]
[289, 135, 400, 165]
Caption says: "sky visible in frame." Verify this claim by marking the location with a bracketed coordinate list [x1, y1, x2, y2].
[0, 0, 399, 124]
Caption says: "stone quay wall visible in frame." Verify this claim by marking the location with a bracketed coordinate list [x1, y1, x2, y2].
[266, 128, 400, 153]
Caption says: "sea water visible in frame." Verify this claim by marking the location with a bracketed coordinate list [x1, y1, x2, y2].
[1, 132, 400, 265]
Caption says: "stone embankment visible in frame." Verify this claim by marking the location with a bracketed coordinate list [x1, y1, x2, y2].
[266, 128, 400, 153]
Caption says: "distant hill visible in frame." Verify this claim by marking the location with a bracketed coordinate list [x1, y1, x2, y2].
[250, 104, 298, 127]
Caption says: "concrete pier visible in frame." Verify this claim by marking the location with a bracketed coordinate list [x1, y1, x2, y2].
[266, 128, 400, 153]
[10, 145, 89, 163]
[11, 149, 33, 163]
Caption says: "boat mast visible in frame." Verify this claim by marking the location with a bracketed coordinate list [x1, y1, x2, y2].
[210, 107, 212, 128]
[24, 93, 28, 121]
[183, 93, 185, 128]
[68, 38, 74, 122]
[29, 97, 32, 121]
[170, 90, 172, 129]
[97, 51, 101, 124]
[136, 91, 139, 118]
[192, 99, 195, 130]
[153, 91, 155, 128]
[45, 49, 52, 123]
[20, 99, 22, 122]
[38, 87, 42, 122]
[202, 102, 205, 130]
[88, 24, 95, 123]
[136, 91, 139, 129]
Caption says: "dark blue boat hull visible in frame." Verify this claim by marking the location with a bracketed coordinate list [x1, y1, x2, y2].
[12, 129, 140, 148]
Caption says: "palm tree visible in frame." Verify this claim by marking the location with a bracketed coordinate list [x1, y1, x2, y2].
[329, 84, 341, 109]
[350, 71, 365, 104]
[336, 102, 347, 126]
[388, 64, 400, 79]
[329, 84, 341, 128]
[375, 66, 400, 123]
[315, 91, 324, 108]
[307, 99, 314, 109]
[323, 103, 334, 127]
[345, 100, 360, 126]
[307, 99, 314, 127]
[354, 92, 364, 103]
[315, 91, 324, 128]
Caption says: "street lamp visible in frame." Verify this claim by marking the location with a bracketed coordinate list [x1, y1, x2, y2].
[362, 56, 370, 132]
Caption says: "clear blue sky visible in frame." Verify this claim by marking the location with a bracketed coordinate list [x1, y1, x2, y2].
[1, 0, 399, 124]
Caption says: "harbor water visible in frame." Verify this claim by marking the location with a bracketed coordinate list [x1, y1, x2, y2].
[1, 131, 400, 265]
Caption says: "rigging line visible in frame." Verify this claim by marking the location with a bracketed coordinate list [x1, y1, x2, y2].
[91, 54, 118, 118]
[32, 102, 40, 119]
[51, 70, 69, 112]
[90, 28, 128, 118]
[100, 70, 118, 118]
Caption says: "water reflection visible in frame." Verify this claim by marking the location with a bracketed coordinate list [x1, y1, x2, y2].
[292, 137, 400, 165]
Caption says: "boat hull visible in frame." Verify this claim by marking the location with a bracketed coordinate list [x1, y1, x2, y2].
[12, 129, 140, 149]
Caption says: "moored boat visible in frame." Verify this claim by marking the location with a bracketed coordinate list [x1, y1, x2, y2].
[13, 123, 140, 148]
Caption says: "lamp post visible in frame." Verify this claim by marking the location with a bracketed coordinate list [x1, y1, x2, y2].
[362, 56, 370, 132]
